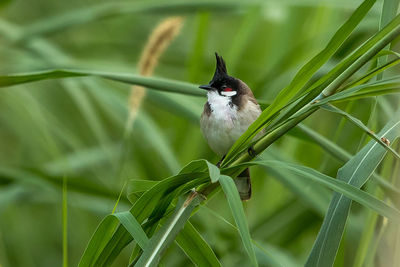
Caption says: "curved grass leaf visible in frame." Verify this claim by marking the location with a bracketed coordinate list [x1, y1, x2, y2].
[79, 211, 148, 267]
[19, 1, 257, 41]
[203, 205, 294, 267]
[79, 172, 209, 266]
[135, 193, 203, 267]
[321, 104, 400, 160]
[295, 124, 400, 199]
[305, 109, 400, 267]
[137, 113, 181, 173]
[254, 243, 296, 267]
[0, 166, 125, 202]
[187, 12, 210, 83]
[62, 177, 68, 267]
[80, 167, 212, 266]
[17, 0, 352, 42]
[0, 69, 204, 97]
[175, 221, 222, 267]
[322, 77, 400, 102]
[306, 13, 400, 98]
[221, 0, 377, 164]
[127, 180, 159, 203]
[267, 11, 400, 138]
[179, 159, 220, 183]
[261, 150, 331, 215]
[288, 77, 400, 130]
[226, 6, 262, 74]
[114, 212, 149, 249]
[376, 0, 400, 80]
[225, 160, 400, 222]
[78, 215, 121, 267]
[219, 175, 258, 267]
[343, 55, 400, 88]
[127, 180, 159, 194]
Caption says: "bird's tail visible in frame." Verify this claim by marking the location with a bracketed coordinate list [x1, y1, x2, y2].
[235, 168, 252, 201]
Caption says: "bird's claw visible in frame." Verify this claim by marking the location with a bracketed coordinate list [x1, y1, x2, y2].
[247, 145, 257, 157]
[216, 155, 226, 168]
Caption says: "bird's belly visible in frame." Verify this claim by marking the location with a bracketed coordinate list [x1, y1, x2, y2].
[201, 111, 251, 156]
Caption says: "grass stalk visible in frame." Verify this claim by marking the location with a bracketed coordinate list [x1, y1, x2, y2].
[126, 17, 184, 133]
[62, 176, 68, 267]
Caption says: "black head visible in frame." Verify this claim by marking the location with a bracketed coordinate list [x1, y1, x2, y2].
[199, 53, 240, 97]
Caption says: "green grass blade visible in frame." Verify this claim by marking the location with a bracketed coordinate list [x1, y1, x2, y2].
[226, 6, 262, 74]
[275, 12, 400, 131]
[80, 171, 210, 266]
[226, 160, 400, 222]
[111, 182, 127, 215]
[221, 0, 377, 163]
[0, 166, 126, 202]
[78, 216, 121, 267]
[272, 13, 400, 135]
[62, 79, 111, 145]
[288, 76, 400, 126]
[303, 13, 400, 98]
[175, 221, 222, 267]
[352, 186, 381, 267]
[0, 69, 204, 97]
[127, 180, 159, 203]
[343, 56, 400, 88]
[305, 109, 400, 267]
[354, 0, 400, 262]
[377, 0, 400, 79]
[287, 0, 376, 98]
[322, 77, 400, 102]
[321, 104, 400, 160]
[113, 212, 149, 249]
[219, 175, 258, 267]
[261, 151, 330, 214]
[79, 212, 148, 267]
[179, 159, 220, 183]
[137, 113, 181, 173]
[62, 176, 68, 267]
[135, 193, 203, 267]
[187, 12, 209, 83]
[296, 124, 400, 200]
[19, 1, 256, 41]
[296, 124, 352, 161]
[12, 0, 367, 42]
[203, 205, 295, 267]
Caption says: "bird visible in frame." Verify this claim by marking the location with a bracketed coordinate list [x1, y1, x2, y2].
[199, 53, 263, 200]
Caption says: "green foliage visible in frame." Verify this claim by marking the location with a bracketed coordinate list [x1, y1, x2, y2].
[0, 69, 204, 96]
[175, 221, 222, 267]
[306, 109, 400, 266]
[219, 175, 258, 267]
[0, 0, 400, 267]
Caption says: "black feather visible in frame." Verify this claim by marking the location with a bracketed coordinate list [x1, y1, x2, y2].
[215, 52, 227, 74]
[210, 52, 230, 86]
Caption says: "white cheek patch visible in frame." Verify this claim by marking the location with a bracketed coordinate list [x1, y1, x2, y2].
[221, 91, 237, 97]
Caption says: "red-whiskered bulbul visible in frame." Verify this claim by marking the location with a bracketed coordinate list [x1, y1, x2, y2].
[199, 53, 263, 200]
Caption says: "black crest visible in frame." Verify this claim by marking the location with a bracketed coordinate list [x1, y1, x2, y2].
[210, 52, 229, 85]
[199, 52, 237, 91]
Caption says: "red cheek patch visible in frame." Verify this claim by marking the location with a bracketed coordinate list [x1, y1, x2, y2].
[223, 87, 233, 92]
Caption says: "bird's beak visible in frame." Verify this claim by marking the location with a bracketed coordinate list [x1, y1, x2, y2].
[199, 84, 214, 90]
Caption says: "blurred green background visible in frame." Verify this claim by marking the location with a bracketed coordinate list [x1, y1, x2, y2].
[0, 0, 399, 266]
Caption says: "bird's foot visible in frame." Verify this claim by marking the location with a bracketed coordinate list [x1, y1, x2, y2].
[247, 145, 257, 158]
[216, 155, 226, 168]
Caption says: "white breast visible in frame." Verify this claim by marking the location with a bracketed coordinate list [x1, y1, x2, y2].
[200, 91, 262, 156]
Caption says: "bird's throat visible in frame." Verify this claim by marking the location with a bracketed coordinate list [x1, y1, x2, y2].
[206, 91, 236, 115]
